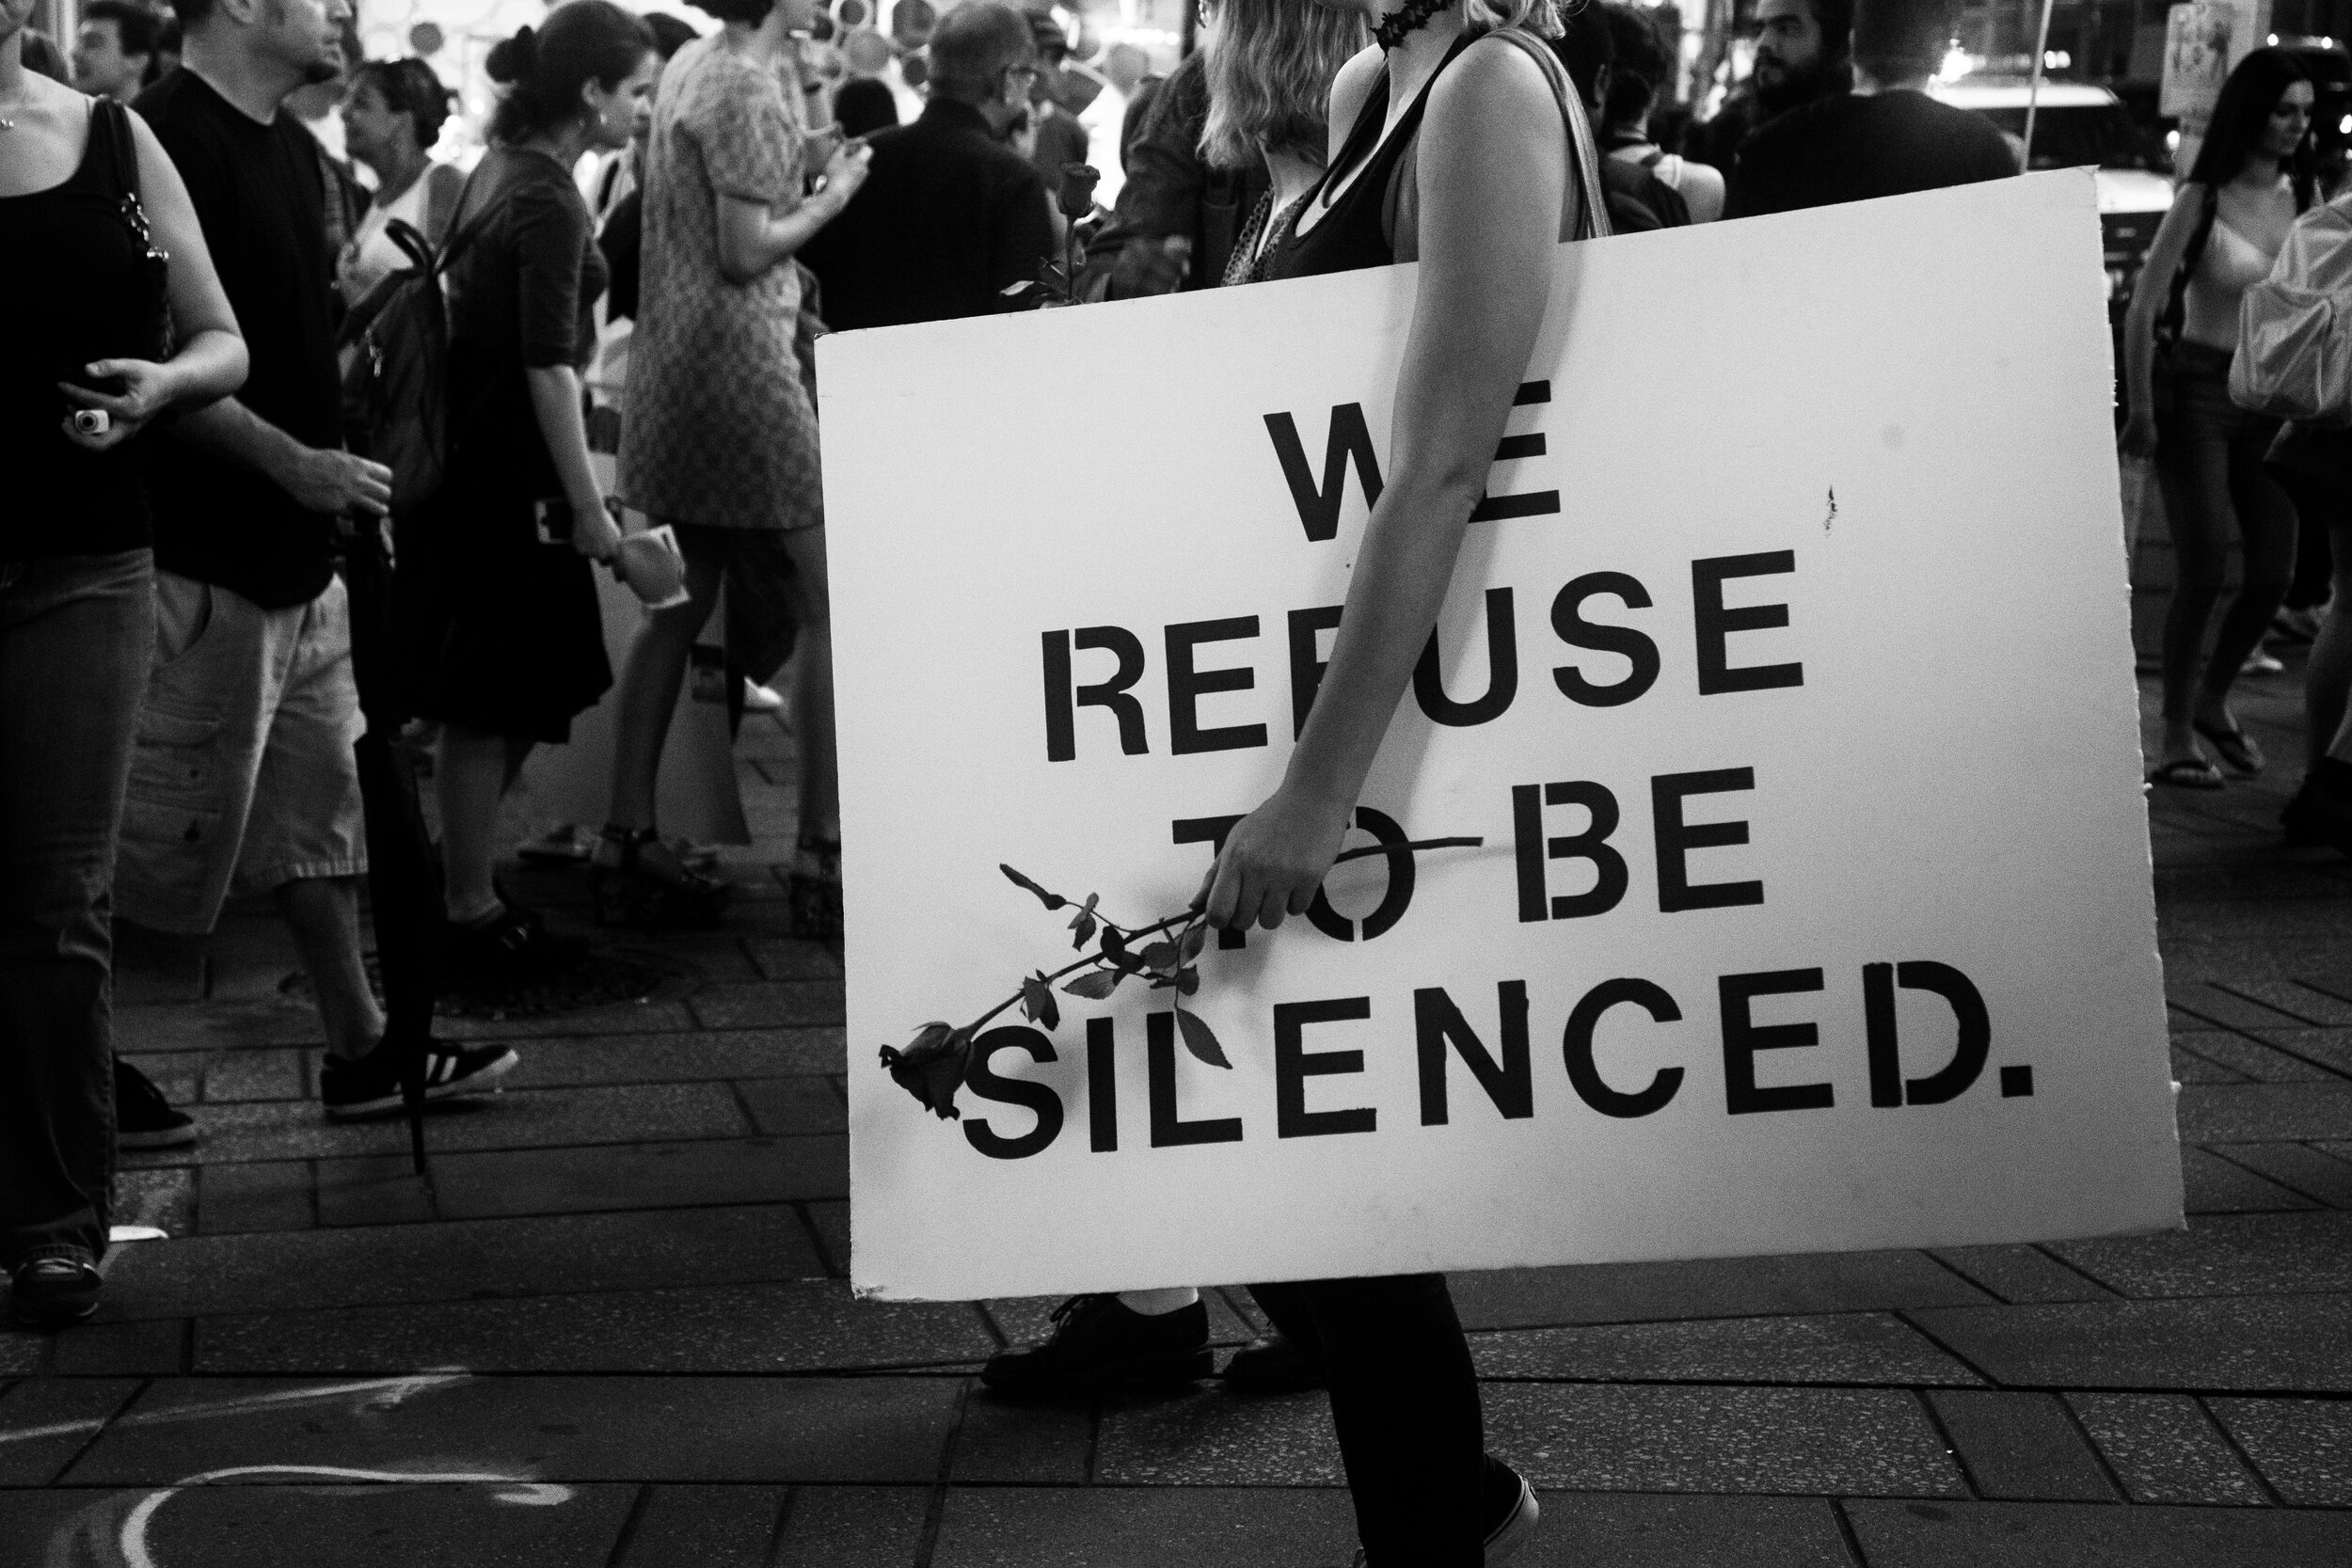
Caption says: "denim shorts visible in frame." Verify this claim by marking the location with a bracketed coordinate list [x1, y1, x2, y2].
[114, 570, 368, 933]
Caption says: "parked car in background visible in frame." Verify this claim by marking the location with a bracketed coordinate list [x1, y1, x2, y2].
[1930, 79, 2173, 312]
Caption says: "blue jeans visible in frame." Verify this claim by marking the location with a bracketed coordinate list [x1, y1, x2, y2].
[0, 549, 153, 1269]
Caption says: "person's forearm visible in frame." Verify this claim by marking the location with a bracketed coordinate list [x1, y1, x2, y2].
[727, 188, 850, 280]
[1282, 467, 1486, 807]
[160, 327, 247, 409]
[2122, 288, 2158, 413]
[168, 394, 317, 488]
[526, 365, 602, 509]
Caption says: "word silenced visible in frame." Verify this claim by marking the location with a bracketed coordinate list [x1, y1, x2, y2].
[955, 961, 2032, 1160]
[1041, 553, 1801, 762]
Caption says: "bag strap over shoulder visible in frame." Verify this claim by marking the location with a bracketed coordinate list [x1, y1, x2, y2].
[2158, 183, 2219, 348]
[94, 99, 142, 199]
[1386, 26, 1610, 262]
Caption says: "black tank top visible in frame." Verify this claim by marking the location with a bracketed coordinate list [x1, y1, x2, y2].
[1263, 37, 1476, 282]
[0, 101, 155, 563]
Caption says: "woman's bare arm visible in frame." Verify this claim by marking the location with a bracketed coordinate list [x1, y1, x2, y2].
[713, 142, 870, 283]
[1204, 39, 1568, 930]
[2119, 182, 2208, 455]
[62, 112, 246, 449]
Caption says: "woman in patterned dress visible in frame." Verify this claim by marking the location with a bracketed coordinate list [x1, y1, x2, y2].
[606, 0, 869, 929]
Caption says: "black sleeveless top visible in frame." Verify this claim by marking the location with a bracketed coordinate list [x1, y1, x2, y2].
[1263, 37, 1476, 282]
[0, 101, 156, 562]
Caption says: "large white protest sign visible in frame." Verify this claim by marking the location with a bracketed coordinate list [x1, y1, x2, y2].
[820, 172, 2181, 1304]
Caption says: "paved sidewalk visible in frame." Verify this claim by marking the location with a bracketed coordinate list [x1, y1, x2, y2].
[3, 673, 2350, 1567]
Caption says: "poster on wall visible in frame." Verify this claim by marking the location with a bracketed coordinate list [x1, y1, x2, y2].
[820, 171, 2182, 1304]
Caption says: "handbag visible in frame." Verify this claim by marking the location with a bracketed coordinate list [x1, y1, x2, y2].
[94, 99, 173, 362]
[2230, 198, 2352, 426]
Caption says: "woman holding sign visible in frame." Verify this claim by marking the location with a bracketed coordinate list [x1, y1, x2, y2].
[1198, 0, 1598, 1560]
[2121, 48, 2313, 790]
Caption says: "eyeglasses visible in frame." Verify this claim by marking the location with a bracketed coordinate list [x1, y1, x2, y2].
[1003, 64, 1040, 85]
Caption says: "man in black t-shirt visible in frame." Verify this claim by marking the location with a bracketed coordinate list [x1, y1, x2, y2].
[119, 0, 517, 1120]
[1724, 0, 2015, 218]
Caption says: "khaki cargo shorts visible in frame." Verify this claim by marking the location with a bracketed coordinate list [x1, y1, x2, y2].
[115, 570, 368, 934]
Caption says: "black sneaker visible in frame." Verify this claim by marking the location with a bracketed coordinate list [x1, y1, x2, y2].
[444, 901, 587, 977]
[115, 1057, 197, 1149]
[320, 1039, 519, 1121]
[1222, 1332, 1324, 1394]
[1345, 1458, 1538, 1566]
[8, 1254, 103, 1329]
[980, 1293, 1211, 1398]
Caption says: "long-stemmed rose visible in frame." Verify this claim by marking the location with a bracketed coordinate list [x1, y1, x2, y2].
[880, 839, 1482, 1120]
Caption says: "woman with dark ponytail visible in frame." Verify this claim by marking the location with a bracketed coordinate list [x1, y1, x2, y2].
[405, 0, 660, 977]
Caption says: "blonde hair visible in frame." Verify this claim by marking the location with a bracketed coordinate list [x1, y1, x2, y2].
[1200, 0, 1369, 169]
[1477, 0, 1565, 38]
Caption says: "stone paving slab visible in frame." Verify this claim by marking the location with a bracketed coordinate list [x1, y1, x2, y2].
[612, 1482, 787, 1566]
[49, 1318, 189, 1376]
[119, 1081, 750, 1166]
[1444, 1249, 1989, 1330]
[2257, 1027, 2352, 1076]
[744, 940, 845, 982]
[1924, 1245, 2111, 1304]
[1910, 1292, 2352, 1391]
[1479, 1383, 1968, 1497]
[930, 1485, 1358, 1568]
[2167, 1042, 2246, 1084]
[118, 1170, 194, 1237]
[95, 1205, 826, 1321]
[1842, 1497, 2352, 1567]
[0, 1379, 140, 1485]
[1923, 1389, 2117, 1501]
[435, 1000, 701, 1041]
[494, 1027, 848, 1088]
[199, 1048, 309, 1102]
[952, 1396, 1093, 1484]
[1094, 1386, 1343, 1485]
[2208, 1396, 2352, 1507]
[2176, 1082, 2352, 1143]
[116, 1000, 325, 1053]
[2043, 1212, 2352, 1296]
[688, 981, 849, 1030]
[738, 1077, 849, 1136]
[772, 1484, 931, 1567]
[2064, 1392, 2270, 1505]
[315, 1156, 437, 1227]
[199, 1161, 316, 1234]
[194, 1281, 994, 1374]
[65, 1375, 962, 1485]
[2169, 1029, 2344, 1084]
[421, 1134, 847, 1219]
[0, 1337, 44, 1375]
[2180, 1147, 2317, 1212]
[2212, 1142, 2352, 1208]
[1468, 1311, 1982, 1386]
[0, 1481, 640, 1567]
[2224, 978, 2352, 1027]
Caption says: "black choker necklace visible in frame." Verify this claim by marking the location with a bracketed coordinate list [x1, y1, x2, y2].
[1373, 0, 1451, 50]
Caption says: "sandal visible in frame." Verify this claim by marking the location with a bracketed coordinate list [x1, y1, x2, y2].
[2192, 719, 2265, 777]
[588, 825, 731, 929]
[2148, 756, 2226, 790]
[789, 833, 842, 940]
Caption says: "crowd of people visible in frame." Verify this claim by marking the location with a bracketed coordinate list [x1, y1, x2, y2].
[7, 0, 2351, 1555]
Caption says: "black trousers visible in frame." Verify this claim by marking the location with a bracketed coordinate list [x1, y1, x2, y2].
[1248, 1273, 1486, 1567]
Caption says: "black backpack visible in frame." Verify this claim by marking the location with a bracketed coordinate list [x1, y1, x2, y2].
[334, 212, 485, 515]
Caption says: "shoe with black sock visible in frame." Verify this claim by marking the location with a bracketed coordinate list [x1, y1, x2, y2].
[115, 1057, 197, 1149]
[979, 1293, 1212, 1397]
[1222, 1332, 1324, 1394]
[1344, 1457, 1539, 1566]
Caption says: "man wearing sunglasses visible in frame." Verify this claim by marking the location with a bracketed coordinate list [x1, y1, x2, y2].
[799, 1, 1054, 329]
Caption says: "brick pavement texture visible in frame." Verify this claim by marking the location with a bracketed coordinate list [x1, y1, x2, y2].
[5, 684, 2352, 1564]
